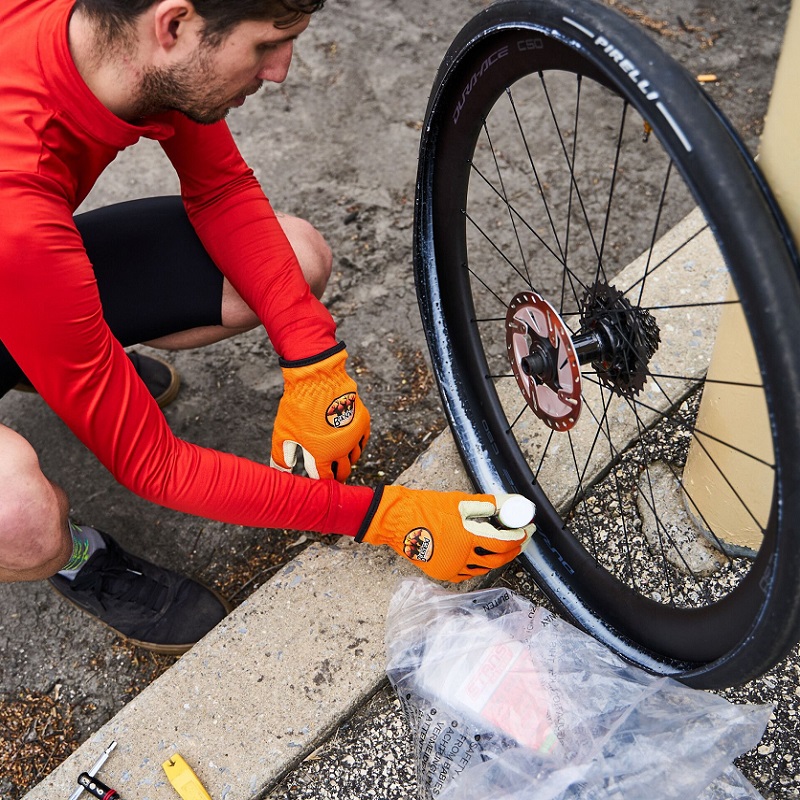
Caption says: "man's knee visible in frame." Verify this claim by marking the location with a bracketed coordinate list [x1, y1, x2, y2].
[0, 427, 70, 580]
[278, 214, 333, 299]
[219, 216, 332, 333]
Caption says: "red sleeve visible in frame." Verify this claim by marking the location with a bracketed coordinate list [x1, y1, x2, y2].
[159, 114, 337, 362]
[0, 172, 373, 535]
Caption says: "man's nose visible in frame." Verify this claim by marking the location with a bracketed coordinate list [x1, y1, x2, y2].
[258, 42, 293, 83]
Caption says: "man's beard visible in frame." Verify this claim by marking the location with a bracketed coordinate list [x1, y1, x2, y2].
[135, 52, 233, 125]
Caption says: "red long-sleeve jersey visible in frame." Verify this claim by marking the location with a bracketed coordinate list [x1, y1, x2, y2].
[0, 0, 374, 534]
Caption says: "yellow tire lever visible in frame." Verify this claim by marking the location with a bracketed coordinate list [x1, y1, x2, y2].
[162, 753, 213, 800]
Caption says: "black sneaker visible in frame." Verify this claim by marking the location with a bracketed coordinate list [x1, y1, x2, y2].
[49, 532, 231, 655]
[14, 350, 180, 409]
[126, 351, 181, 408]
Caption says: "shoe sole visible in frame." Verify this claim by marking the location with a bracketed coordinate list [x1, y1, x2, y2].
[12, 354, 181, 409]
[49, 579, 234, 656]
[147, 354, 182, 409]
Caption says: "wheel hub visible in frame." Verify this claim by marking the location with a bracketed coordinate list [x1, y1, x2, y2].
[506, 292, 582, 431]
[505, 283, 661, 431]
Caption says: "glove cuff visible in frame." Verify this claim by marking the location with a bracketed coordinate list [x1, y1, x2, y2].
[354, 484, 385, 543]
[279, 341, 346, 369]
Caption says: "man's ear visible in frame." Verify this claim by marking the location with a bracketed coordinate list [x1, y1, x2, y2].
[152, 0, 197, 50]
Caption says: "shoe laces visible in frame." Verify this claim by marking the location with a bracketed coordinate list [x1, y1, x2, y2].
[72, 552, 169, 613]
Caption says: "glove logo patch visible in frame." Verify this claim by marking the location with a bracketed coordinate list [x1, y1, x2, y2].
[403, 527, 434, 563]
[325, 392, 356, 428]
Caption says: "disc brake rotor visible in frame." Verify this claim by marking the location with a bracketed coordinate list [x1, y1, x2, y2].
[506, 291, 582, 431]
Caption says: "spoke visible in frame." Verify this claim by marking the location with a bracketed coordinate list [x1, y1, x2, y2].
[621, 224, 709, 299]
[566, 392, 617, 562]
[561, 74, 581, 313]
[506, 88, 566, 263]
[566, 427, 599, 559]
[483, 118, 534, 289]
[681, 422, 771, 536]
[464, 208, 536, 288]
[596, 386, 640, 589]
[468, 161, 575, 280]
[636, 372, 765, 478]
[595, 101, 629, 287]
[567, 391, 616, 516]
[540, 73, 606, 298]
[641, 300, 739, 312]
[577, 376, 733, 603]
[580, 387, 642, 590]
[539, 72, 601, 314]
[580, 397, 697, 599]
[464, 258, 509, 309]
[507, 401, 529, 433]
[626, 399, 743, 571]
[590, 373, 718, 597]
[534, 426, 557, 482]
[579, 373, 773, 471]
[625, 401, 682, 601]
[590, 368, 759, 574]
[692, 427, 774, 469]
[636, 160, 674, 307]
[647, 372, 762, 390]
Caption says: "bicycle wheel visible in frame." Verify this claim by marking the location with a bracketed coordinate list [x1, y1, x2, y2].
[414, 0, 800, 688]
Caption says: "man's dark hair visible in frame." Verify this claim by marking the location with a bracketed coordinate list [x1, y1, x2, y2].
[74, 0, 325, 44]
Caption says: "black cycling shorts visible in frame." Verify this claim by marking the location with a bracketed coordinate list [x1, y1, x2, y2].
[0, 196, 224, 396]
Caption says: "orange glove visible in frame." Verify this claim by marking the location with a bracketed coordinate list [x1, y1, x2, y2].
[355, 485, 534, 582]
[270, 343, 370, 481]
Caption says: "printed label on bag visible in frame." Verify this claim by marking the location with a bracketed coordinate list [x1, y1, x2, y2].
[325, 392, 356, 428]
[398, 697, 482, 798]
[403, 527, 434, 562]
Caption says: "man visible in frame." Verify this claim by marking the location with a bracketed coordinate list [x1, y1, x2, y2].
[0, 0, 533, 655]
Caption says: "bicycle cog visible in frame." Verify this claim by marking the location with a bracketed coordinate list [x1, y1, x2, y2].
[578, 281, 660, 397]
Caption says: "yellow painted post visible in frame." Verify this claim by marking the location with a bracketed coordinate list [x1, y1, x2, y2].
[682, 282, 773, 552]
[682, 2, 799, 552]
[759, 1, 800, 247]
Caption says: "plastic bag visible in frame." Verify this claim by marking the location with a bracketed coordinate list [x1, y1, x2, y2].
[385, 579, 771, 800]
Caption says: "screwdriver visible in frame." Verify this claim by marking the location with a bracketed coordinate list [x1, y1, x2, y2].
[76, 773, 121, 800]
[68, 741, 117, 800]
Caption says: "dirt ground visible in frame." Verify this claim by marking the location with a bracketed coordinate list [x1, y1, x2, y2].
[0, 0, 793, 796]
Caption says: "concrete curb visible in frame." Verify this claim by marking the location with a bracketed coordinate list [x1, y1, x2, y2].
[23, 431, 474, 800]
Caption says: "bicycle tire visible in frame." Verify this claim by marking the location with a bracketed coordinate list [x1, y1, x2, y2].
[413, 0, 800, 688]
